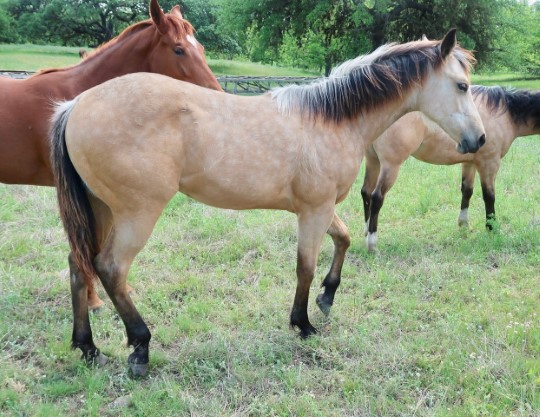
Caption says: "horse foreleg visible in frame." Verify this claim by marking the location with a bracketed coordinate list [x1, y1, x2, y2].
[458, 163, 476, 227]
[478, 159, 500, 230]
[361, 146, 381, 234]
[366, 163, 400, 252]
[68, 254, 108, 366]
[291, 206, 335, 338]
[316, 213, 350, 316]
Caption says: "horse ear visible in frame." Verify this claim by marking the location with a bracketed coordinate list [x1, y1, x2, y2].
[421, 34, 428, 41]
[440, 28, 457, 59]
[150, 0, 169, 35]
[170, 5, 183, 19]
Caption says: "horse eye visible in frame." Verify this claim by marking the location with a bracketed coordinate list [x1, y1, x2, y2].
[173, 46, 185, 56]
[457, 82, 468, 92]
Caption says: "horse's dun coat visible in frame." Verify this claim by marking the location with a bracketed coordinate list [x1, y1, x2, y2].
[50, 30, 485, 376]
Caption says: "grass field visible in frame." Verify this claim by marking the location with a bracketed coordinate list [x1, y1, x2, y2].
[0, 43, 317, 76]
[0, 45, 539, 416]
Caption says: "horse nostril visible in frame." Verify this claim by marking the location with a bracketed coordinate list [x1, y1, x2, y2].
[478, 134, 486, 147]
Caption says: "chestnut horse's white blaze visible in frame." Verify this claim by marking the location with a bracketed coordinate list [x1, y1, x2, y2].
[50, 30, 485, 376]
[361, 86, 540, 251]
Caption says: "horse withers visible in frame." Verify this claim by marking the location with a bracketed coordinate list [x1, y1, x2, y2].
[50, 30, 485, 376]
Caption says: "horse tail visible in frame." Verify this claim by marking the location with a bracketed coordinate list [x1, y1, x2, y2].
[50, 99, 98, 283]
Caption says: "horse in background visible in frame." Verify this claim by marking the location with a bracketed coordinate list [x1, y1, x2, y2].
[361, 86, 540, 252]
[0, 0, 222, 309]
[49, 30, 485, 375]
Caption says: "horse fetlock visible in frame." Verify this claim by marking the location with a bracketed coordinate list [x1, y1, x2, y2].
[294, 322, 317, 339]
[290, 309, 317, 338]
[366, 232, 378, 252]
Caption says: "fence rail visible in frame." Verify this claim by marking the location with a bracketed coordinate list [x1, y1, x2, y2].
[1, 71, 318, 94]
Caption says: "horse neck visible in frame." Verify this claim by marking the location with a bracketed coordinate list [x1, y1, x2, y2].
[354, 92, 417, 146]
[68, 27, 159, 92]
[513, 119, 540, 138]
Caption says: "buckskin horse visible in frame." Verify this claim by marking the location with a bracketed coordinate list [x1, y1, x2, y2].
[50, 30, 485, 376]
[361, 85, 540, 252]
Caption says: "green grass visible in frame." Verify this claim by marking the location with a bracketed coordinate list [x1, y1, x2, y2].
[0, 44, 539, 416]
[472, 72, 540, 89]
[0, 44, 83, 70]
[0, 43, 317, 76]
[1, 136, 539, 415]
[3, 44, 540, 86]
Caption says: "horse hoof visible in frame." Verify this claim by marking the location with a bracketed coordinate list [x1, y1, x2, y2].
[88, 299, 105, 311]
[94, 352, 109, 367]
[366, 232, 378, 252]
[129, 363, 149, 378]
[84, 351, 108, 367]
[315, 294, 332, 316]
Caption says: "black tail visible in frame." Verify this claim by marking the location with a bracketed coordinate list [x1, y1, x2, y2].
[50, 99, 98, 283]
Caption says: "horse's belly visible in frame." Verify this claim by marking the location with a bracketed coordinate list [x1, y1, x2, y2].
[178, 178, 293, 211]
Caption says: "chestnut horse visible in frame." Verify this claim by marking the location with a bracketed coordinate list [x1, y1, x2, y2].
[50, 31, 485, 376]
[361, 86, 540, 251]
[0, 0, 222, 309]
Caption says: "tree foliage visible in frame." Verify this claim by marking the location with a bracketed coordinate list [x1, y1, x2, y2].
[0, 0, 538, 73]
[2, 0, 146, 46]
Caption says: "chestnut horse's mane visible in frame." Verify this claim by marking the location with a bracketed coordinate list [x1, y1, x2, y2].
[272, 40, 474, 123]
[34, 16, 194, 77]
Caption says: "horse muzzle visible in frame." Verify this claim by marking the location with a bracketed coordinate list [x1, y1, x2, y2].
[457, 133, 486, 154]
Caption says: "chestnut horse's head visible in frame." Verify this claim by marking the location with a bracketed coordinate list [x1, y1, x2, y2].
[148, 0, 222, 91]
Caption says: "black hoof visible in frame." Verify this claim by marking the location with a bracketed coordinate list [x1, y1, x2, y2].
[128, 351, 149, 377]
[315, 293, 332, 316]
[129, 362, 149, 378]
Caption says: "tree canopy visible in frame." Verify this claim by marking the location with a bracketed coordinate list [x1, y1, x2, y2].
[0, 0, 538, 74]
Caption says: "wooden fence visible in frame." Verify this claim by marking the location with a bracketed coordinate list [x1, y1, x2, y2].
[1, 71, 318, 94]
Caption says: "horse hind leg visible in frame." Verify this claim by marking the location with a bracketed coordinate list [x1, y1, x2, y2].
[94, 205, 167, 377]
[361, 146, 381, 235]
[69, 254, 108, 366]
[291, 206, 335, 338]
[366, 164, 399, 252]
[316, 213, 350, 316]
[85, 194, 114, 311]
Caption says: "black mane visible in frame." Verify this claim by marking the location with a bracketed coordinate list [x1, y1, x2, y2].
[272, 40, 474, 123]
[472, 85, 540, 128]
